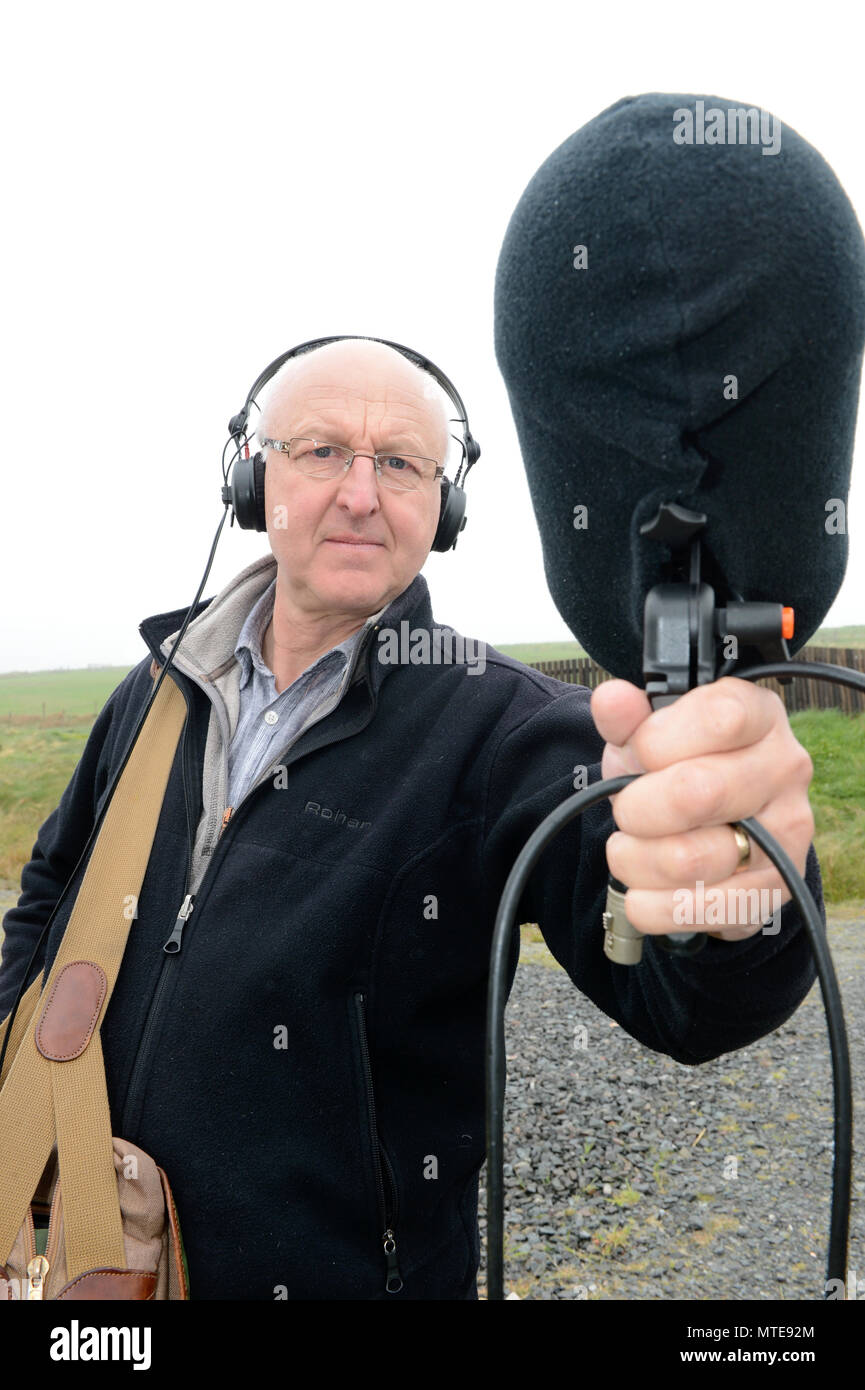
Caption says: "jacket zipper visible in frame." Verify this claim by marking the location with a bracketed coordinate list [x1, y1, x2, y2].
[121, 796, 237, 1126]
[120, 687, 199, 1130]
[121, 785, 251, 1125]
[158, 807, 230, 953]
[121, 886, 196, 1129]
[121, 652, 378, 1136]
[354, 992, 403, 1293]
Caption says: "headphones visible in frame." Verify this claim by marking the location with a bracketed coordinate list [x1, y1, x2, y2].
[221, 335, 481, 552]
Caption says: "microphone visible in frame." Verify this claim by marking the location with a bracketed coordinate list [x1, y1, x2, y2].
[493, 93, 865, 959]
[494, 92, 865, 689]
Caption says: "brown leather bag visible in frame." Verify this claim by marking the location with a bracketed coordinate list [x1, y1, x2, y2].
[1, 1139, 188, 1300]
[0, 670, 190, 1300]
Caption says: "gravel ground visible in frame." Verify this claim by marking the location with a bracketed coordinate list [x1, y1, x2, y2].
[477, 916, 864, 1301]
[3, 889, 860, 1302]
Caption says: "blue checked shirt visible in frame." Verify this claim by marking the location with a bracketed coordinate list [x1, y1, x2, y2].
[227, 578, 375, 811]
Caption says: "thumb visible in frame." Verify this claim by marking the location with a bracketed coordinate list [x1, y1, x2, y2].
[591, 679, 653, 778]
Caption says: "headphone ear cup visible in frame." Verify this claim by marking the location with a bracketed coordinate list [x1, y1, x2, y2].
[432, 477, 468, 552]
[253, 453, 267, 532]
[228, 452, 268, 531]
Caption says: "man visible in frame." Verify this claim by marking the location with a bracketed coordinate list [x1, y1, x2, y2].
[0, 338, 821, 1300]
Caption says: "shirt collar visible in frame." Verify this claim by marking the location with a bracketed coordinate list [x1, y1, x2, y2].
[234, 578, 386, 692]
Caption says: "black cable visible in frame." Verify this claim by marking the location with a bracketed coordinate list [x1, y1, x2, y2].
[737, 811, 852, 1288]
[486, 775, 634, 1303]
[222, 430, 252, 487]
[731, 659, 865, 694]
[221, 433, 237, 484]
[0, 502, 232, 1082]
[486, 660, 863, 1301]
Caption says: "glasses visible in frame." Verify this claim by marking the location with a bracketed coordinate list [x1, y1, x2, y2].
[259, 437, 444, 493]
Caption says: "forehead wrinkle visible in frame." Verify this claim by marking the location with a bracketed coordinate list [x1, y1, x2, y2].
[269, 385, 446, 452]
[276, 379, 437, 414]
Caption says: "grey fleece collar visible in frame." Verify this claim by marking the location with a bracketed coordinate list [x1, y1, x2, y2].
[158, 551, 389, 689]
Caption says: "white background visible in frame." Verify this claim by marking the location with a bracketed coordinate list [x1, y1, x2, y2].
[2, 0, 863, 670]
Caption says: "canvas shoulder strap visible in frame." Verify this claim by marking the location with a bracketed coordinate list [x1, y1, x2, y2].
[0, 667, 187, 1278]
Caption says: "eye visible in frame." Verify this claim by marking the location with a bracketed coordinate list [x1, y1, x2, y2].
[312, 445, 337, 459]
[383, 455, 420, 474]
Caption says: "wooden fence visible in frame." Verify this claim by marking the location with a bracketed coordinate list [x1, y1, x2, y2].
[528, 646, 865, 715]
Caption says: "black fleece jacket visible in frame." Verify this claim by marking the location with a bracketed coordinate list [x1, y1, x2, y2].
[0, 571, 823, 1299]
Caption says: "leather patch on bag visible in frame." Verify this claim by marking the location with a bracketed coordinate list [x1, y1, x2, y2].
[35, 961, 107, 1061]
[55, 1268, 158, 1300]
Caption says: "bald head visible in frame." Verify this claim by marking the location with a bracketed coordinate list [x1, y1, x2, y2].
[255, 338, 452, 468]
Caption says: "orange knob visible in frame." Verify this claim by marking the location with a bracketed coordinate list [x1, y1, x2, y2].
[782, 607, 794, 640]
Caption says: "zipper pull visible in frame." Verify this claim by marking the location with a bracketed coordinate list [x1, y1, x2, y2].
[218, 806, 233, 839]
[26, 1255, 49, 1300]
[163, 894, 195, 953]
[383, 1229, 403, 1293]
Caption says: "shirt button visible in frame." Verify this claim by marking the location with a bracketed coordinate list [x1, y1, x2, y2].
[264, 710, 278, 725]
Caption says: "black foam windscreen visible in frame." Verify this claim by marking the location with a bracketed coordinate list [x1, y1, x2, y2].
[494, 93, 865, 686]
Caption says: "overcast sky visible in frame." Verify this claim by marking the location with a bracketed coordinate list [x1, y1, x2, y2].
[3, 1, 863, 673]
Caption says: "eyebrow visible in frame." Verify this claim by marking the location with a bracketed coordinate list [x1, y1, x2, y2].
[290, 425, 434, 455]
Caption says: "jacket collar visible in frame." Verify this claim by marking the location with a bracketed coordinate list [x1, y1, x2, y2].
[138, 550, 435, 696]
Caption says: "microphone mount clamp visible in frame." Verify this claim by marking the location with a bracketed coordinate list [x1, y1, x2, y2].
[601, 501, 795, 965]
[639, 501, 793, 706]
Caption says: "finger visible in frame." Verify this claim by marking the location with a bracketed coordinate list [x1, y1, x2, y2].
[625, 678, 783, 773]
[609, 738, 795, 838]
[602, 740, 647, 780]
[605, 822, 770, 890]
[621, 867, 789, 937]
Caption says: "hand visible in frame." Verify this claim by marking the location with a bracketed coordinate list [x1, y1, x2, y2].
[589, 677, 816, 942]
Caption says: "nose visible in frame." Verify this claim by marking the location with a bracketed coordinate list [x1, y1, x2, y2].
[333, 452, 382, 513]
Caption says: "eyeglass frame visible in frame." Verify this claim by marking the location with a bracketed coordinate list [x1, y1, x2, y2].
[258, 436, 446, 489]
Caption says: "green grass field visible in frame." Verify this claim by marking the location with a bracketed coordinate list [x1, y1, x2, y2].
[494, 625, 865, 663]
[0, 725, 92, 882]
[804, 624, 865, 647]
[0, 701, 862, 909]
[0, 667, 133, 721]
[0, 624, 862, 722]
[495, 640, 589, 661]
[784, 709, 865, 905]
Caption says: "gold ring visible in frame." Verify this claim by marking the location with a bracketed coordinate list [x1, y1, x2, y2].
[730, 822, 751, 874]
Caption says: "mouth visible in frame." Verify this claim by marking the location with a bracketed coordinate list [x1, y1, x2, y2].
[324, 537, 384, 550]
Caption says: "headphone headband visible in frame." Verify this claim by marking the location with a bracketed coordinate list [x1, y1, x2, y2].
[229, 334, 480, 473]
